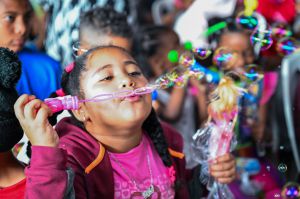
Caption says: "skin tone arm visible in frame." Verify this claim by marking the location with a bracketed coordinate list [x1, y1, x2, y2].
[156, 86, 186, 121]
[252, 103, 267, 142]
[189, 78, 208, 125]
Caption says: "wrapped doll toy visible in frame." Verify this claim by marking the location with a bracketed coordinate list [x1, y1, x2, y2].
[192, 74, 246, 199]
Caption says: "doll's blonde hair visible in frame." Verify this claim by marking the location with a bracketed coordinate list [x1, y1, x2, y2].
[208, 75, 246, 121]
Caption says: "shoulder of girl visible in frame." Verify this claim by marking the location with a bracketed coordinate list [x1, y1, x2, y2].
[160, 122, 184, 151]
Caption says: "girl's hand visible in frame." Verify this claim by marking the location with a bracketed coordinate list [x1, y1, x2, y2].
[209, 153, 236, 184]
[14, 94, 59, 147]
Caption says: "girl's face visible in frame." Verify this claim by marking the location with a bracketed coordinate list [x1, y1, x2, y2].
[150, 31, 180, 78]
[79, 47, 152, 134]
[218, 32, 255, 72]
[0, 0, 32, 52]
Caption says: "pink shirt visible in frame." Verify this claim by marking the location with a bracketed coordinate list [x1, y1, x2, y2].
[108, 133, 175, 199]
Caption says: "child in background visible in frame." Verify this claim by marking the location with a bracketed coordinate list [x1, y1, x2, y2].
[32, 0, 129, 67]
[214, 22, 265, 152]
[0, 48, 25, 199]
[213, 20, 283, 198]
[0, 0, 61, 100]
[133, 25, 208, 170]
[78, 6, 133, 53]
[15, 45, 236, 199]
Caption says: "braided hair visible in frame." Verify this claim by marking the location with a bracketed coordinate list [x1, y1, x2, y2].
[60, 45, 173, 167]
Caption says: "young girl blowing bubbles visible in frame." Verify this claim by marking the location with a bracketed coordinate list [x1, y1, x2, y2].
[14, 45, 236, 199]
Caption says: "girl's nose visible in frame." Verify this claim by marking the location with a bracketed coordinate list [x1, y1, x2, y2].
[120, 79, 135, 88]
[15, 18, 27, 36]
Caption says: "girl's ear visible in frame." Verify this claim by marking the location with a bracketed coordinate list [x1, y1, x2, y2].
[72, 104, 89, 123]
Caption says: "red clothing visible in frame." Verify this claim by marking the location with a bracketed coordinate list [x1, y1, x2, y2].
[0, 178, 26, 199]
[257, 0, 296, 24]
[25, 117, 190, 199]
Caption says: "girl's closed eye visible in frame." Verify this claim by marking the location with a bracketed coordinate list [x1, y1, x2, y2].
[129, 71, 142, 77]
[99, 75, 113, 82]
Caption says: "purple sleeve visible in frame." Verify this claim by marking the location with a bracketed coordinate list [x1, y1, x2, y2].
[25, 146, 68, 199]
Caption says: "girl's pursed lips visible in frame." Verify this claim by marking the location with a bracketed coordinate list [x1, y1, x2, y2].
[123, 95, 141, 102]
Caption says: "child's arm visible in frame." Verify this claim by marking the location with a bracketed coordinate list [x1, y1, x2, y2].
[189, 78, 208, 125]
[14, 94, 73, 199]
[25, 146, 73, 199]
[157, 86, 186, 121]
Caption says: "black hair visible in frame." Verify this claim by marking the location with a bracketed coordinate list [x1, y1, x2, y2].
[132, 25, 179, 78]
[79, 6, 132, 41]
[58, 45, 173, 167]
[208, 17, 246, 45]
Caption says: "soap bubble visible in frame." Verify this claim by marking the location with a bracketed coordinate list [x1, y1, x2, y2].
[272, 22, 292, 40]
[243, 64, 264, 83]
[281, 182, 300, 199]
[236, 11, 258, 30]
[250, 28, 273, 51]
[276, 37, 300, 56]
[278, 163, 287, 173]
[213, 47, 236, 69]
[179, 51, 196, 68]
[192, 48, 212, 60]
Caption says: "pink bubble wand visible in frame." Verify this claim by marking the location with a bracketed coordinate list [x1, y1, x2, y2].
[45, 85, 158, 113]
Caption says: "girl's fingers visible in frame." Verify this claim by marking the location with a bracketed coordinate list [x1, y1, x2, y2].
[216, 176, 236, 184]
[35, 104, 52, 124]
[210, 160, 235, 172]
[14, 94, 36, 121]
[215, 153, 233, 163]
[24, 99, 42, 120]
[211, 167, 236, 179]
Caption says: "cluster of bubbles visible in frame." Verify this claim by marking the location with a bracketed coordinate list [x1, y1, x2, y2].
[235, 11, 300, 56]
[281, 182, 300, 199]
[160, 45, 264, 90]
[155, 51, 204, 88]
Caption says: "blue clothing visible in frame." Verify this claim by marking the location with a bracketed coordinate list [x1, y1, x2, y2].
[16, 48, 62, 100]
[236, 80, 263, 148]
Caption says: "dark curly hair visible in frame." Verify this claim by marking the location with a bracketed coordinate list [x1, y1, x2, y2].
[132, 25, 179, 78]
[0, 48, 22, 90]
[79, 6, 132, 43]
[59, 45, 172, 167]
[0, 47, 23, 152]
